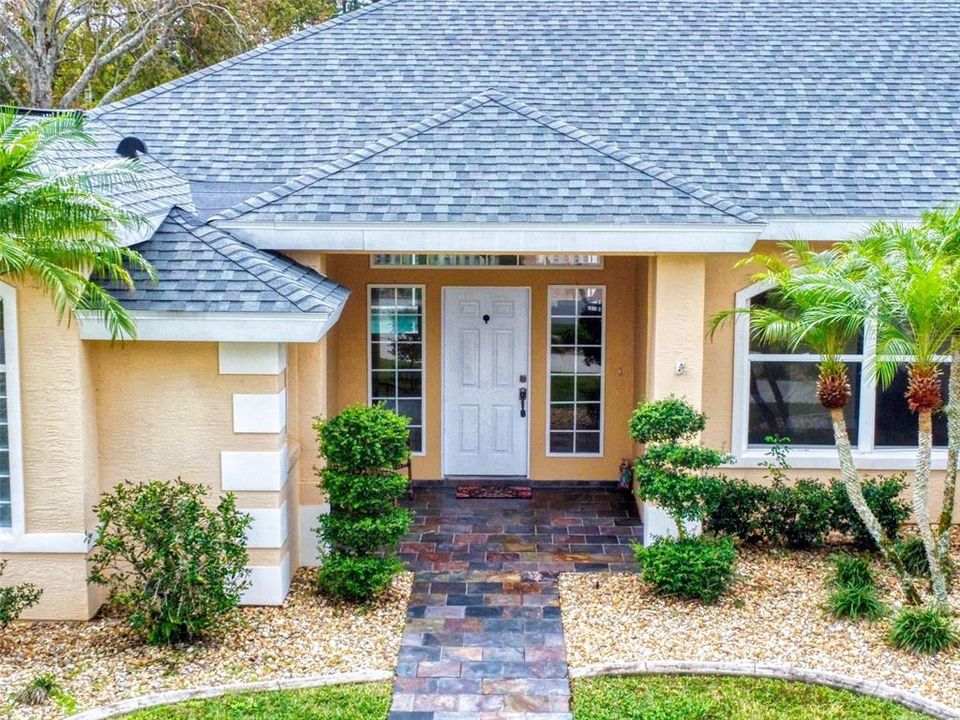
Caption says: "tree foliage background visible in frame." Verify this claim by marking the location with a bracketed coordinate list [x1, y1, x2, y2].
[0, 0, 375, 109]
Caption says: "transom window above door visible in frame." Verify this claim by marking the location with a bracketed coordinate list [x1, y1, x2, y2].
[371, 254, 602, 268]
[369, 286, 425, 453]
[735, 284, 949, 461]
[548, 286, 605, 456]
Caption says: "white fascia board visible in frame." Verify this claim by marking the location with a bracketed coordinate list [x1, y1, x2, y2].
[216, 221, 765, 254]
[757, 216, 918, 242]
[77, 307, 343, 343]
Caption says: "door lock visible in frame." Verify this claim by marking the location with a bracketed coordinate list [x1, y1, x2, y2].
[519, 387, 528, 418]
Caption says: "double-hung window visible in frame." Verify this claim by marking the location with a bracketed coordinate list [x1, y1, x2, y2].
[369, 286, 425, 453]
[735, 283, 948, 460]
[547, 286, 604, 455]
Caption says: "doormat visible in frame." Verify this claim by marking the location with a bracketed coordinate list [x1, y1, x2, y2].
[456, 484, 533, 499]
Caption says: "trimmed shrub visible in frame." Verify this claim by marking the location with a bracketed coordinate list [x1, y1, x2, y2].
[629, 398, 730, 536]
[315, 404, 412, 601]
[762, 479, 834, 548]
[633, 536, 736, 604]
[889, 607, 958, 655]
[830, 476, 909, 549]
[826, 555, 885, 621]
[0, 559, 42, 628]
[703, 476, 769, 543]
[88, 478, 251, 645]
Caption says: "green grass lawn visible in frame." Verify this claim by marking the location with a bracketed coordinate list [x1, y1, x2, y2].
[572, 675, 932, 720]
[118, 682, 391, 719]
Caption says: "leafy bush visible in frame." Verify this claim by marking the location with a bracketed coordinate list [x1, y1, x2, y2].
[830, 476, 909, 549]
[826, 555, 885, 621]
[762, 479, 834, 548]
[703, 477, 769, 543]
[0, 559, 42, 628]
[889, 607, 958, 655]
[633, 536, 737, 604]
[630, 398, 730, 535]
[894, 536, 956, 583]
[88, 479, 251, 645]
[314, 405, 412, 601]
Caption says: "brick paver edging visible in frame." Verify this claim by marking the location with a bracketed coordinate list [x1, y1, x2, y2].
[570, 661, 960, 720]
[64, 670, 394, 720]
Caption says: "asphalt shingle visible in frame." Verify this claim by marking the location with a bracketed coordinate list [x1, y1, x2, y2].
[88, 0, 960, 220]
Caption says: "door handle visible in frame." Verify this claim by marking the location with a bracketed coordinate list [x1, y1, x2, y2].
[519, 387, 528, 418]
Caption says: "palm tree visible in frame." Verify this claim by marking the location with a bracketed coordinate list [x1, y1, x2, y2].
[921, 205, 960, 571]
[819, 221, 960, 608]
[709, 241, 922, 605]
[0, 108, 154, 339]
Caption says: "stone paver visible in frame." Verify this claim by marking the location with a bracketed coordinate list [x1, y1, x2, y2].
[389, 484, 642, 720]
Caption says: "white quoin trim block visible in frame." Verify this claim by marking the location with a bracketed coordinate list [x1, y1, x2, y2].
[221, 445, 289, 491]
[641, 501, 702, 547]
[244, 503, 289, 549]
[240, 552, 292, 606]
[298, 503, 330, 567]
[233, 389, 287, 433]
[219, 343, 287, 375]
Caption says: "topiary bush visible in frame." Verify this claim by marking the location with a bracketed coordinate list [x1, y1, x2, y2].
[88, 478, 251, 645]
[830, 475, 909, 549]
[889, 607, 958, 655]
[633, 535, 736, 604]
[314, 404, 412, 601]
[629, 397, 730, 537]
[826, 554, 885, 621]
[0, 559, 42, 628]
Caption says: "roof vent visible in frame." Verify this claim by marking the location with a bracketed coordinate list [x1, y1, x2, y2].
[116, 136, 147, 159]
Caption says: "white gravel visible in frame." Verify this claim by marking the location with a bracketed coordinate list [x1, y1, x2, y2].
[0, 569, 411, 720]
[560, 544, 960, 708]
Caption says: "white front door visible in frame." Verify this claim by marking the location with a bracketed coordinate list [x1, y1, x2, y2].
[442, 287, 530, 476]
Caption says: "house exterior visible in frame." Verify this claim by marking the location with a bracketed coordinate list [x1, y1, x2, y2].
[2, 0, 959, 620]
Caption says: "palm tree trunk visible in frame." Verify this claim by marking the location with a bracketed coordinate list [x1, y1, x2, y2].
[937, 343, 960, 573]
[915, 411, 950, 606]
[830, 407, 921, 605]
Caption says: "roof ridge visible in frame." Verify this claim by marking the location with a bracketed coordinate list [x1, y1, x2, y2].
[214, 88, 762, 225]
[89, 0, 406, 119]
[211, 91, 502, 222]
[165, 208, 329, 312]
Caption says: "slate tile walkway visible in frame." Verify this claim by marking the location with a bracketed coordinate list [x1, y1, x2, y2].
[389, 484, 642, 719]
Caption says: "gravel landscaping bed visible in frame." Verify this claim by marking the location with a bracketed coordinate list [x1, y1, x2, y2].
[559, 543, 960, 709]
[0, 569, 412, 720]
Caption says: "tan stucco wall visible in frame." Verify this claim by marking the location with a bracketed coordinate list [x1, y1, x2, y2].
[311, 254, 642, 481]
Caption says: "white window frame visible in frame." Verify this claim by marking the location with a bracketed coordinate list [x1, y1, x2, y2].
[0, 283, 24, 537]
[731, 279, 948, 470]
[367, 284, 427, 456]
[370, 254, 603, 269]
[545, 285, 606, 458]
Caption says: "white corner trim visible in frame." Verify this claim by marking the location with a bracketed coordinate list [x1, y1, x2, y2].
[221, 445, 289, 492]
[298, 504, 330, 568]
[76, 309, 343, 343]
[233, 389, 287, 434]
[243, 503, 289, 549]
[0, 532, 93, 554]
[641, 501, 701, 546]
[240, 552, 292, 606]
[219, 343, 287, 375]
[216, 220, 764, 254]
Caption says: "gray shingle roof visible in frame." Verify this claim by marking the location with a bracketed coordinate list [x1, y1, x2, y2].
[213, 91, 762, 225]
[89, 0, 960, 220]
[102, 208, 349, 313]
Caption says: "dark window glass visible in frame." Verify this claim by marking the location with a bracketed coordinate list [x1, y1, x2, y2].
[370, 287, 424, 452]
[875, 365, 948, 448]
[548, 287, 604, 454]
[748, 362, 860, 446]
